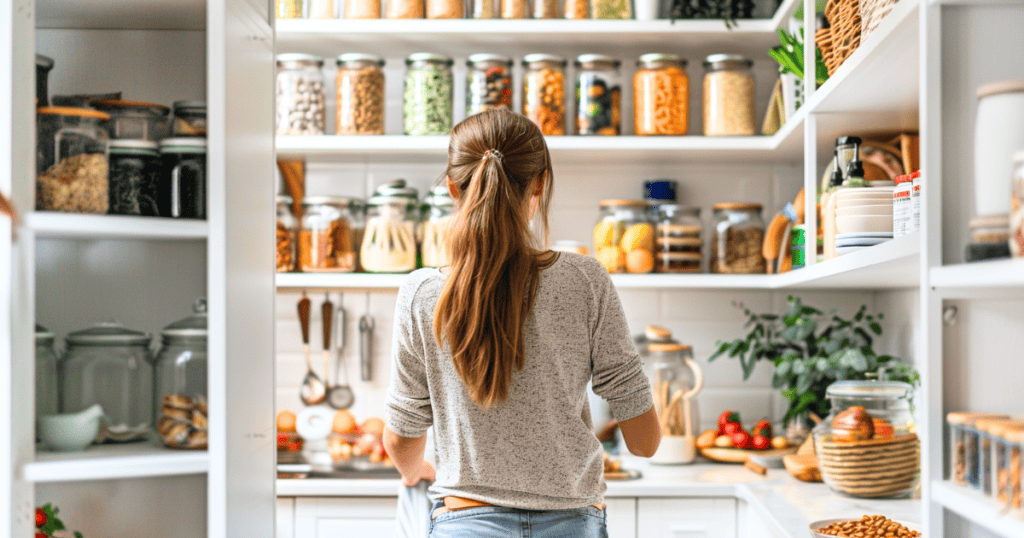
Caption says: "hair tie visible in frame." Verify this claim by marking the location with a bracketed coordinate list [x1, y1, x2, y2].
[483, 149, 503, 162]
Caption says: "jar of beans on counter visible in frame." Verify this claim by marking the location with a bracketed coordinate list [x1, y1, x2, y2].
[336, 54, 385, 136]
[276, 54, 326, 136]
[575, 54, 621, 136]
[404, 53, 454, 136]
[299, 196, 363, 273]
[702, 54, 755, 136]
[593, 200, 655, 274]
[710, 203, 765, 274]
[523, 54, 567, 136]
[635, 54, 689, 136]
[277, 195, 298, 273]
[656, 205, 702, 273]
[466, 54, 513, 116]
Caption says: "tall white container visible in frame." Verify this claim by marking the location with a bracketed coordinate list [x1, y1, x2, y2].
[974, 79, 1024, 217]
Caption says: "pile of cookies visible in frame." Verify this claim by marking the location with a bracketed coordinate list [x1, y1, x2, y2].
[157, 394, 208, 450]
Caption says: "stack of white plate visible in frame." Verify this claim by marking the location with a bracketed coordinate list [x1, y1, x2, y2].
[834, 188, 894, 255]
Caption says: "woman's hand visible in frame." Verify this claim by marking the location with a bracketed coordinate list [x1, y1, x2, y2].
[401, 460, 436, 487]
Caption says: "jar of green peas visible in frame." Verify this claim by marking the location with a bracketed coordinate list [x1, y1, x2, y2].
[403, 53, 454, 136]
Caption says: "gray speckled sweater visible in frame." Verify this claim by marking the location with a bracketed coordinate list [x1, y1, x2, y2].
[385, 252, 653, 510]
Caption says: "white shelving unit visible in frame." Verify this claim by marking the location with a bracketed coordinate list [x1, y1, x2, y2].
[931, 481, 1024, 538]
[23, 441, 209, 483]
[26, 213, 209, 240]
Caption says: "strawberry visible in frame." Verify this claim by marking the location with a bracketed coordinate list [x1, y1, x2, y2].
[718, 411, 740, 432]
[723, 422, 743, 436]
[36, 508, 46, 527]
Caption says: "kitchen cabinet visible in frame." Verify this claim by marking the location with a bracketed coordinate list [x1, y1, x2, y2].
[605, 497, 638, 538]
[295, 497, 400, 538]
[637, 498, 737, 538]
[278, 498, 296, 538]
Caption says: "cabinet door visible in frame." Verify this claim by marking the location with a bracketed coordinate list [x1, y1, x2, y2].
[637, 498, 737, 538]
[295, 497, 400, 538]
[277, 498, 296, 538]
[605, 498, 637, 538]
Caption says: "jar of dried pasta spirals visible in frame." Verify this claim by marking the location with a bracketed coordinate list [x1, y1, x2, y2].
[702, 54, 755, 136]
[336, 54, 385, 135]
[523, 54, 567, 136]
[634, 53, 689, 136]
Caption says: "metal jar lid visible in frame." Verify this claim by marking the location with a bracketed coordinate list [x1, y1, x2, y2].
[173, 100, 206, 112]
[337, 53, 385, 67]
[427, 184, 454, 207]
[523, 53, 567, 67]
[468, 54, 513, 68]
[703, 54, 753, 70]
[277, 53, 325, 69]
[406, 53, 453, 67]
[67, 322, 151, 346]
[36, 324, 56, 346]
[575, 54, 621, 69]
[637, 53, 687, 69]
[36, 54, 54, 70]
[159, 137, 208, 154]
[162, 298, 208, 341]
[825, 380, 912, 400]
[110, 139, 160, 154]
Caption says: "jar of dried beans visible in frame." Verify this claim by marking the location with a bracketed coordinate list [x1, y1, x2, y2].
[656, 205, 702, 273]
[36, 107, 111, 214]
[336, 53, 385, 135]
[702, 54, 755, 136]
[466, 54, 513, 117]
[594, 200, 655, 274]
[299, 196, 363, 273]
[277, 195, 298, 272]
[404, 53, 454, 136]
[108, 139, 161, 216]
[635, 53, 689, 136]
[523, 54, 567, 136]
[710, 203, 765, 274]
[276, 54, 326, 136]
[575, 54, 621, 136]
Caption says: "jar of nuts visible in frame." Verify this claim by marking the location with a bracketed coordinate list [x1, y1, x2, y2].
[656, 205, 702, 273]
[277, 195, 298, 272]
[404, 53, 454, 136]
[276, 53, 327, 136]
[594, 200, 655, 274]
[336, 53, 385, 136]
[702, 54, 755, 136]
[575, 54, 622, 136]
[466, 54, 513, 117]
[36, 107, 111, 214]
[635, 53, 689, 136]
[523, 54, 567, 136]
[710, 203, 765, 274]
[300, 196, 364, 273]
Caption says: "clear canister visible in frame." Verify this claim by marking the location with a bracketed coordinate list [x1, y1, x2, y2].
[702, 54, 755, 136]
[404, 53, 454, 136]
[386, 0, 424, 18]
[646, 342, 703, 464]
[60, 323, 154, 430]
[594, 200, 655, 274]
[471, 0, 497, 17]
[591, 0, 630, 18]
[991, 421, 1024, 509]
[362, 181, 419, 273]
[90, 99, 170, 141]
[35, 324, 59, 418]
[1009, 426, 1023, 516]
[635, 54, 689, 136]
[346, 0, 381, 18]
[657, 205, 702, 273]
[276, 0, 305, 18]
[523, 54, 567, 136]
[466, 54, 513, 117]
[336, 54, 385, 135]
[276, 54, 326, 136]
[533, 0, 559, 18]
[1011, 151, 1024, 258]
[171, 100, 207, 137]
[710, 203, 765, 274]
[277, 195, 298, 273]
[422, 184, 454, 268]
[501, 0, 528, 18]
[299, 196, 363, 273]
[427, 0, 465, 18]
[565, 0, 588, 18]
[155, 299, 208, 420]
[977, 419, 1001, 494]
[575, 54, 622, 136]
[36, 107, 110, 214]
[159, 138, 207, 219]
[108, 140, 161, 216]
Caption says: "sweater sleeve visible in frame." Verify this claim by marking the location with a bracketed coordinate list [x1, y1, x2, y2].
[384, 274, 434, 438]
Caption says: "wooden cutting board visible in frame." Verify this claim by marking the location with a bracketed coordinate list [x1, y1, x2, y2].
[699, 446, 797, 463]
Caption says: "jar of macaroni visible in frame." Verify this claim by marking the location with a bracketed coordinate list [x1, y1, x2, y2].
[702, 54, 755, 136]
[635, 54, 689, 136]
[523, 54, 567, 136]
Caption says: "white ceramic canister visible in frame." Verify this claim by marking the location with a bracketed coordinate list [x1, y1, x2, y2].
[974, 80, 1024, 217]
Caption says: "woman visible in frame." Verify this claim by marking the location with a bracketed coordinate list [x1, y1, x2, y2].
[383, 109, 661, 538]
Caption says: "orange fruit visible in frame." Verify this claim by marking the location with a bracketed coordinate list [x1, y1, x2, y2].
[276, 410, 297, 433]
[597, 246, 626, 272]
[625, 249, 654, 273]
[361, 417, 386, 436]
[593, 221, 615, 249]
[620, 223, 654, 252]
[332, 410, 357, 434]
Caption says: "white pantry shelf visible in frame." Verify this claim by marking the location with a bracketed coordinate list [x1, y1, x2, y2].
[26, 213, 209, 240]
[931, 481, 1024, 538]
[929, 258, 1024, 295]
[24, 441, 209, 483]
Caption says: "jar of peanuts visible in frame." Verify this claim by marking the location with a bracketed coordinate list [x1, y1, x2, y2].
[635, 53, 689, 136]
[276, 54, 326, 136]
[575, 54, 622, 136]
[523, 54, 567, 136]
[299, 196, 364, 273]
[710, 203, 765, 274]
[466, 54, 513, 117]
[277, 195, 298, 272]
[702, 54, 755, 136]
[336, 53, 385, 135]
[594, 200, 655, 274]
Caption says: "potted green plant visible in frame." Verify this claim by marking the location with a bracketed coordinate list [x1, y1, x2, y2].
[710, 296, 920, 430]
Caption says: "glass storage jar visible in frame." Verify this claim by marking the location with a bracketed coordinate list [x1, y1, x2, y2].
[404, 53, 454, 135]
[634, 54, 689, 136]
[276, 0, 305, 18]
[309, 0, 336, 18]
[646, 342, 703, 464]
[1007, 426, 1023, 515]
[656, 205, 702, 273]
[593, 200, 655, 274]
[386, 0, 424, 18]
[155, 299, 208, 419]
[421, 184, 454, 268]
[991, 421, 1024, 508]
[702, 54, 755, 136]
[36, 54, 53, 107]
[346, 0, 381, 18]
[159, 138, 207, 219]
[710, 203, 765, 274]
[501, 0, 528, 17]
[362, 181, 419, 273]
[812, 381, 919, 498]
[61, 323, 154, 431]
[277, 195, 298, 272]
[533, 0, 559, 18]
[977, 418, 1004, 495]
[35, 324, 59, 418]
[946, 412, 1009, 486]
[90, 99, 170, 141]
[575, 54, 622, 136]
[170, 100, 207, 137]
[472, 0, 497, 17]
[1011, 150, 1024, 258]
[277, 54, 326, 136]
[299, 196, 363, 273]
[108, 140, 161, 216]
[591, 0, 630, 18]
[427, 0, 464, 18]
[523, 54, 567, 136]
[36, 107, 110, 214]
[565, 0, 588, 18]
[466, 54, 513, 116]
[336, 54, 385, 136]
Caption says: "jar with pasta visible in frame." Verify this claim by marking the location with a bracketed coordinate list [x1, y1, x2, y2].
[702, 54, 755, 136]
[276, 54, 326, 136]
[277, 196, 298, 272]
[362, 181, 419, 273]
[635, 53, 689, 136]
[564, 0, 588, 18]
[594, 200, 655, 274]
[336, 54, 385, 135]
[575, 54, 621, 136]
[404, 53, 454, 136]
[346, 0, 381, 17]
[710, 203, 765, 274]
[427, 0, 464, 18]
[533, 0, 559, 18]
[299, 196, 363, 273]
[591, 0, 630, 18]
[386, 0, 424, 18]
[523, 54, 567, 136]
[657, 205, 702, 273]
[422, 185, 454, 268]
[466, 54, 513, 117]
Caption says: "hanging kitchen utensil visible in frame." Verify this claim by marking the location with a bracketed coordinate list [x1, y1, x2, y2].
[359, 313, 374, 382]
[327, 293, 355, 409]
[299, 293, 325, 405]
[321, 294, 334, 389]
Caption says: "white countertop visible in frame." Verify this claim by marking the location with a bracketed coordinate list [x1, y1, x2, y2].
[276, 457, 921, 537]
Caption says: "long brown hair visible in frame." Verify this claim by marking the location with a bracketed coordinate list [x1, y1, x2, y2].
[433, 109, 555, 408]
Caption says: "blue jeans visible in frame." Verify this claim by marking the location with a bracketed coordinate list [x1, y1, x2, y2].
[427, 501, 608, 538]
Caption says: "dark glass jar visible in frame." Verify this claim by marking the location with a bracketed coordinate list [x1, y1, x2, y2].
[159, 138, 207, 219]
[108, 140, 161, 216]
[36, 55, 54, 107]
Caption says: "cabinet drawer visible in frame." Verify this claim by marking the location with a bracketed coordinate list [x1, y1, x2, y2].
[637, 498, 737, 538]
[295, 497, 399, 538]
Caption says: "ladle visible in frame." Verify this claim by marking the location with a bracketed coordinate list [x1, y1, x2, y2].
[298, 293, 326, 405]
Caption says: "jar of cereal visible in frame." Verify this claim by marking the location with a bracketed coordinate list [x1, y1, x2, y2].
[575, 54, 622, 136]
[702, 54, 755, 136]
[594, 200, 655, 274]
[36, 107, 110, 214]
[523, 54, 567, 136]
[276, 54, 326, 136]
[336, 54, 385, 136]
[710, 203, 765, 274]
[635, 54, 689, 136]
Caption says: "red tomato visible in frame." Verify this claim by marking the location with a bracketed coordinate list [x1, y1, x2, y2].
[723, 422, 743, 436]
[37, 533, 49, 538]
[752, 435, 770, 451]
[730, 430, 752, 449]
[753, 420, 772, 438]
[35, 508, 46, 527]
[718, 411, 740, 430]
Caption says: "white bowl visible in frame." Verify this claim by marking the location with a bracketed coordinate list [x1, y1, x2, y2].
[836, 214, 893, 234]
[836, 191, 893, 201]
[836, 205, 893, 217]
[809, 519, 921, 538]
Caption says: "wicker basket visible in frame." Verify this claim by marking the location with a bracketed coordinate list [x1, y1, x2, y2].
[823, 0, 862, 76]
[861, 0, 900, 41]
[815, 27, 835, 76]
